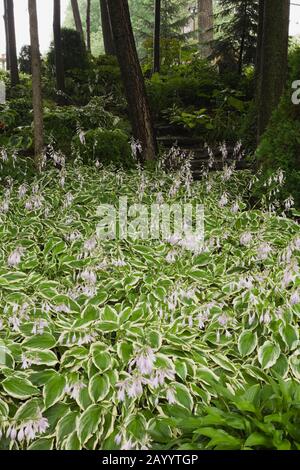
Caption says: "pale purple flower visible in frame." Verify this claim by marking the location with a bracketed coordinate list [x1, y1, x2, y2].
[166, 388, 176, 404]
[121, 438, 134, 450]
[81, 269, 97, 285]
[148, 369, 175, 389]
[134, 347, 156, 375]
[84, 237, 97, 252]
[65, 381, 85, 400]
[166, 250, 177, 264]
[31, 319, 48, 335]
[240, 232, 252, 246]
[18, 184, 27, 199]
[290, 291, 300, 305]
[218, 193, 228, 208]
[8, 247, 24, 267]
[218, 314, 229, 327]
[256, 242, 272, 261]
[112, 259, 126, 267]
[127, 377, 144, 398]
[231, 201, 240, 213]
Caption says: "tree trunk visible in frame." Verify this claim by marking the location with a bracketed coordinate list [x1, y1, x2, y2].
[257, 0, 290, 140]
[237, 1, 247, 75]
[28, 0, 44, 170]
[197, 0, 213, 58]
[99, 0, 115, 55]
[53, 0, 65, 104]
[6, 0, 19, 86]
[3, 0, 10, 70]
[153, 0, 161, 73]
[255, 0, 264, 102]
[71, 0, 84, 43]
[86, 0, 91, 52]
[107, 0, 157, 162]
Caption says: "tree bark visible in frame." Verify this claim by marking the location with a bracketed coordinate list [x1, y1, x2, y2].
[86, 0, 91, 52]
[53, 0, 65, 104]
[28, 0, 44, 170]
[153, 0, 161, 73]
[197, 0, 213, 58]
[107, 0, 157, 162]
[99, 0, 115, 55]
[3, 0, 10, 70]
[257, 0, 290, 140]
[6, 0, 19, 86]
[237, 1, 247, 75]
[255, 0, 264, 81]
[71, 0, 84, 43]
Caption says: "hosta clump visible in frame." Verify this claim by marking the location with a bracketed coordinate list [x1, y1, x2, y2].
[0, 153, 299, 450]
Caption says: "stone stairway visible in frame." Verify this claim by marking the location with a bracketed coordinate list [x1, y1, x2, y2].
[157, 134, 250, 180]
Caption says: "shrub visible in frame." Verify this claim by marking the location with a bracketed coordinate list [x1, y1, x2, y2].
[72, 128, 133, 167]
[44, 98, 123, 155]
[256, 94, 300, 207]
[19, 45, 32, 75]
[47, 28, 88, 74]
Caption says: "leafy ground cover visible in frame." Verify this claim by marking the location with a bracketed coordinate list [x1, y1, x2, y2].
[0, 148, 299, 450]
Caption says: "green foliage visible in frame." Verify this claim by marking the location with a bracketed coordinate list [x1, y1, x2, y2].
[72, 128, 132, 166]
[256, 94, 300, 207]
[160, 379, 300, 450]
[128, 0, 191, 58]
[147, 59, 220, 121]
[18, 46, 32, 75]
[0, 157, 299, 449]
[64, 0, 103, 56]
[212, 0, 259, 73]
[147, 58, 253, 143]
[47, 28, 89, 74]
[44, 97, 123, 155]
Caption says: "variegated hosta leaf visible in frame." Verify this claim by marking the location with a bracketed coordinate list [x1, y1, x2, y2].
[0, 160, 299, 450]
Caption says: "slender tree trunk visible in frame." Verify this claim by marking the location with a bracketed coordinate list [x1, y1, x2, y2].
[28, 0, 44, 170]
[6, 0, 19, 86]
[255, 0, 264, 83]
[3, 0, 10, 70]
[86, 0, 91, 52]
[71, 0, 84, 43]
[153, 0, 161, 73]
[238, 1, 247, 75]
[257, 0, 290, 140]
[107, 0, 157, 162]
[53, 0, 65, 104]
[197, 0, 213, 58]
[99, 0, 115, 55]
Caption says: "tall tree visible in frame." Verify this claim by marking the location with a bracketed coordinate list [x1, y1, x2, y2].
[53, 0, 65, 103]
[3, 0, 10, 70]
[107, 0, 157, 162]
[28, 0, 44, 170]
[212, 0, 259, 73]
[6, 0, 19, 86]
[198, 0, 213, 58]
[257, 0, 290, 139]
[71, 0, 84, 42]
[99, 0, 115, 55]
[86, 0, 91, 52]
[153, 0, 161, 73]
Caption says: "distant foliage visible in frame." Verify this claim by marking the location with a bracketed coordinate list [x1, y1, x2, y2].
[18, 46, 32, 75]
[212, 0, 259, 73]
[47, 28, 88, 74]
[72, 128, 133, 167]
[128, 0, 191, 60]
